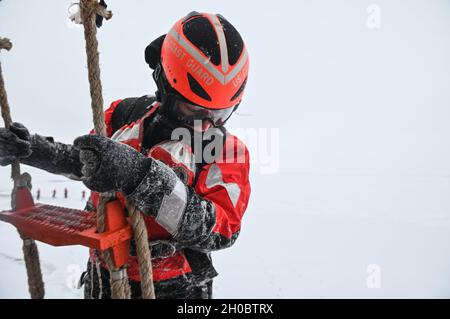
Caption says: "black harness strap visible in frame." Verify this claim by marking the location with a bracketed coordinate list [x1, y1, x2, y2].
[111, 95, 157, 135]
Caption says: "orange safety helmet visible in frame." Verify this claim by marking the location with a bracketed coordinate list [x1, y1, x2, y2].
[153, 12, 250, 111]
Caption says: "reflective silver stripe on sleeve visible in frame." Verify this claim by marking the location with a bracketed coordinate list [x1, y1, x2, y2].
[156, 179, 187, 235]
[205, 164, 241, 208]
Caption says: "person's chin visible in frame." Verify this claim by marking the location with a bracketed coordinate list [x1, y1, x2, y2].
[186, 122, 214, 132]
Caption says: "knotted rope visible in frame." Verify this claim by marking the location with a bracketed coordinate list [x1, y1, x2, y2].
[0, 37, 45, 299]
[0, 38, 12, 51]
[79, 0, 155, 299]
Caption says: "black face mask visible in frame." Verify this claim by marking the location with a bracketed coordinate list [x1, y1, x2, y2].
[163, 94, 237, 129]
[144, 109, 227, 166]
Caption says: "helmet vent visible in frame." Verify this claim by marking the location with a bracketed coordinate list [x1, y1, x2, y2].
[188, 73, 212, 102]
[183, 16, 221, 66]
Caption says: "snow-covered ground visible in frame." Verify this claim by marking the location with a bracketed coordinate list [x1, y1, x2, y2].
[216, 173, 450, 298]
[1, 168, 450, 298]
[1, 0, 450, 298]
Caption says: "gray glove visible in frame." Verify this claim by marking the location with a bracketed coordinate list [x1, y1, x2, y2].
[0, 122, 32, 166]
[0, 122, 82, 179]
[74, 135, 193, 239]
[73, 135, 153, 194]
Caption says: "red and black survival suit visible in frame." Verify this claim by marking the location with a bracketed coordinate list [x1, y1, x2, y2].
[77, 95, 252, 298]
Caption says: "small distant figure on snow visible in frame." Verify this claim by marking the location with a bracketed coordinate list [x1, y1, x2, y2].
[52, 189, 56, 198]
[81, 190, 86, 201]
[64, 187, 68, 199]
[36, 189, 41, 200]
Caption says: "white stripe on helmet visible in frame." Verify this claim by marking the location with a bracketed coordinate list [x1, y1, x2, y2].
[168, 28, 248, 86]
[208, 14, 230, 74]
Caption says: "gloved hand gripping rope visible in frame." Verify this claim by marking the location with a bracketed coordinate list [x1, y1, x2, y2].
[78, 0, 155, 299]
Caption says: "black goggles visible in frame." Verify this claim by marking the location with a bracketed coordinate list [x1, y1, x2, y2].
[167, 96, 238, 128]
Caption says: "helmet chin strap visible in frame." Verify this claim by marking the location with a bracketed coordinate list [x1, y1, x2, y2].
[153, 65, 178, 126]
[153, 63, 166, 103]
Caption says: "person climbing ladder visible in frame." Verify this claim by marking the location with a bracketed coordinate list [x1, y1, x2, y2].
[0, 5, 250, 299]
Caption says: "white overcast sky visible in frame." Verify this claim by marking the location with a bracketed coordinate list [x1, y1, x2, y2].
[1, 0, 450, 299]
[1, 0, 449, 178]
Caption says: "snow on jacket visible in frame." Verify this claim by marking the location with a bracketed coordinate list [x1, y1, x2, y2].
[87, 95, 251, 284]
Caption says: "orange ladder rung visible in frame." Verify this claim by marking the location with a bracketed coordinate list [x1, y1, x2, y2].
[0, 187, 131, 268]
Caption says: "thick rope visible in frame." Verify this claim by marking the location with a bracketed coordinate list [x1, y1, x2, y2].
[79, 1, 154, 299]
[80, 1, 108, 137]
[94, 256, 103, 298]
[0, 39, 13, 129]
[0, 37, 45, 299]
[18, 229, 45, 299]
[0, 38, 12, 52]
[127, 203, 155, 299]
[80, 1, 128, 299]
